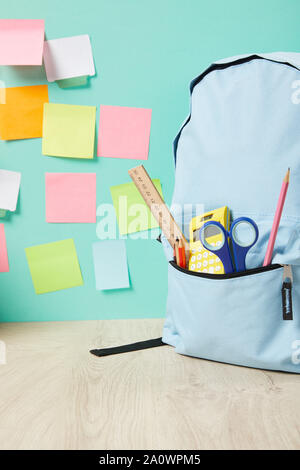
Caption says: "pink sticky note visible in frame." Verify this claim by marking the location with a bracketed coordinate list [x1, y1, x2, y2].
[0, 224, 9, 272]
[45, 173, 96, 223]
[0, 19, 45, 65]
[97, 105, 152, 159]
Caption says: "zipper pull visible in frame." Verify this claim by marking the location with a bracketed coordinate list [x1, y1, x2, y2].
[282, 265, 293, 320]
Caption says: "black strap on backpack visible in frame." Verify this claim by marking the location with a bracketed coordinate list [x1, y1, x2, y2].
[90, 337, 166, 357]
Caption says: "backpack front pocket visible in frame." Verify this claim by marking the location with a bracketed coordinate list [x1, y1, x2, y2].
[163, 262, 300, 373]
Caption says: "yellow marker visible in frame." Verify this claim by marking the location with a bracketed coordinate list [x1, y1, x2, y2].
[189, 206, 229, 274]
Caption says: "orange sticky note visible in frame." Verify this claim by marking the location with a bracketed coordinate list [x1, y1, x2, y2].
[0, 85, 49, 140]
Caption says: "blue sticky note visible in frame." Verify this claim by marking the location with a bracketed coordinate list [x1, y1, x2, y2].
[92, 240, 130, 290]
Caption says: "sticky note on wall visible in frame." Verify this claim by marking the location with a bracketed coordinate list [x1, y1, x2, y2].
[98, 105, 152, 160]
[0, 224, 9, 272]
[0, 19, 44, 65]
[0, 169, 21, 211]
[92, 240, 129, 290]
[45, 173, 96, 223]
[0, 85, 49, 140]
[25, 239, 83, 294]
[42, 103, 96, 159]
[110, 179, 163, 235]
[43, 35, 95, 82]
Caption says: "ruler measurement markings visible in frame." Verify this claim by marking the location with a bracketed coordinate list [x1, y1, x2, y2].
[128, 165, 187, 250]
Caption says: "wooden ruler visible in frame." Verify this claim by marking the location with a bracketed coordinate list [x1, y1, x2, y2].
[128, 165, 188, 249]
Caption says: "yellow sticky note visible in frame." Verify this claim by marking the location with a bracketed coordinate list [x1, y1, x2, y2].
[42, 103, 96, 159]
[25, 239, 83, 294]
[110, 179, 163, 235]
[0, 85, 49, 140]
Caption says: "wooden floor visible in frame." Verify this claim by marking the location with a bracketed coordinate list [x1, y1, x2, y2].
[0, 319, 299, 450]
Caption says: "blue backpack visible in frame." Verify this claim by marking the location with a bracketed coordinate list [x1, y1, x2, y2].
[92, 53, 300, 373]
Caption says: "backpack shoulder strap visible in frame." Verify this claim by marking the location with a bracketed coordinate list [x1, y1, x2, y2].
[90, 337, 166, 357]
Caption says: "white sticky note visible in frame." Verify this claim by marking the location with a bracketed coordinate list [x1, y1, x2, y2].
[43, 34, 95, 82]
[92, 240, 130, 290]
[0, 169, 21, 211]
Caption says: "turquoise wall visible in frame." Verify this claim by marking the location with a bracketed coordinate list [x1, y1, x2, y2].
[0, 0, 299, 322]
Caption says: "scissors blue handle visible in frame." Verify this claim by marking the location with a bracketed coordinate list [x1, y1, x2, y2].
[199, 217, 259, 273]
[199, 221, 234, 274]
[230, 217, 259, 271]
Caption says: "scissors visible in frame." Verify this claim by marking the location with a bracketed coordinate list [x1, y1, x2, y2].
[199, 217, 259, 273]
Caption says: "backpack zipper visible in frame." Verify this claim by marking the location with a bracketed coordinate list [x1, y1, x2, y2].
[169, 260, 282, 279]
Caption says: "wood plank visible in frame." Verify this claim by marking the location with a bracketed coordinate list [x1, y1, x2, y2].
[0, 319, 299, 450]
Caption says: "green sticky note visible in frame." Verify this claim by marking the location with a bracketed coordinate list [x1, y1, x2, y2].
[42, 103, 96, 159]
[110, 179, 163, 235]
[25, 239, 83, 294]
[56, 76, 88, 88]
[0, 209, 6, 218]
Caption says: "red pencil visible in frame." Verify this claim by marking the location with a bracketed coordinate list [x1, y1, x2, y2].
[178, 238, 186, 268]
